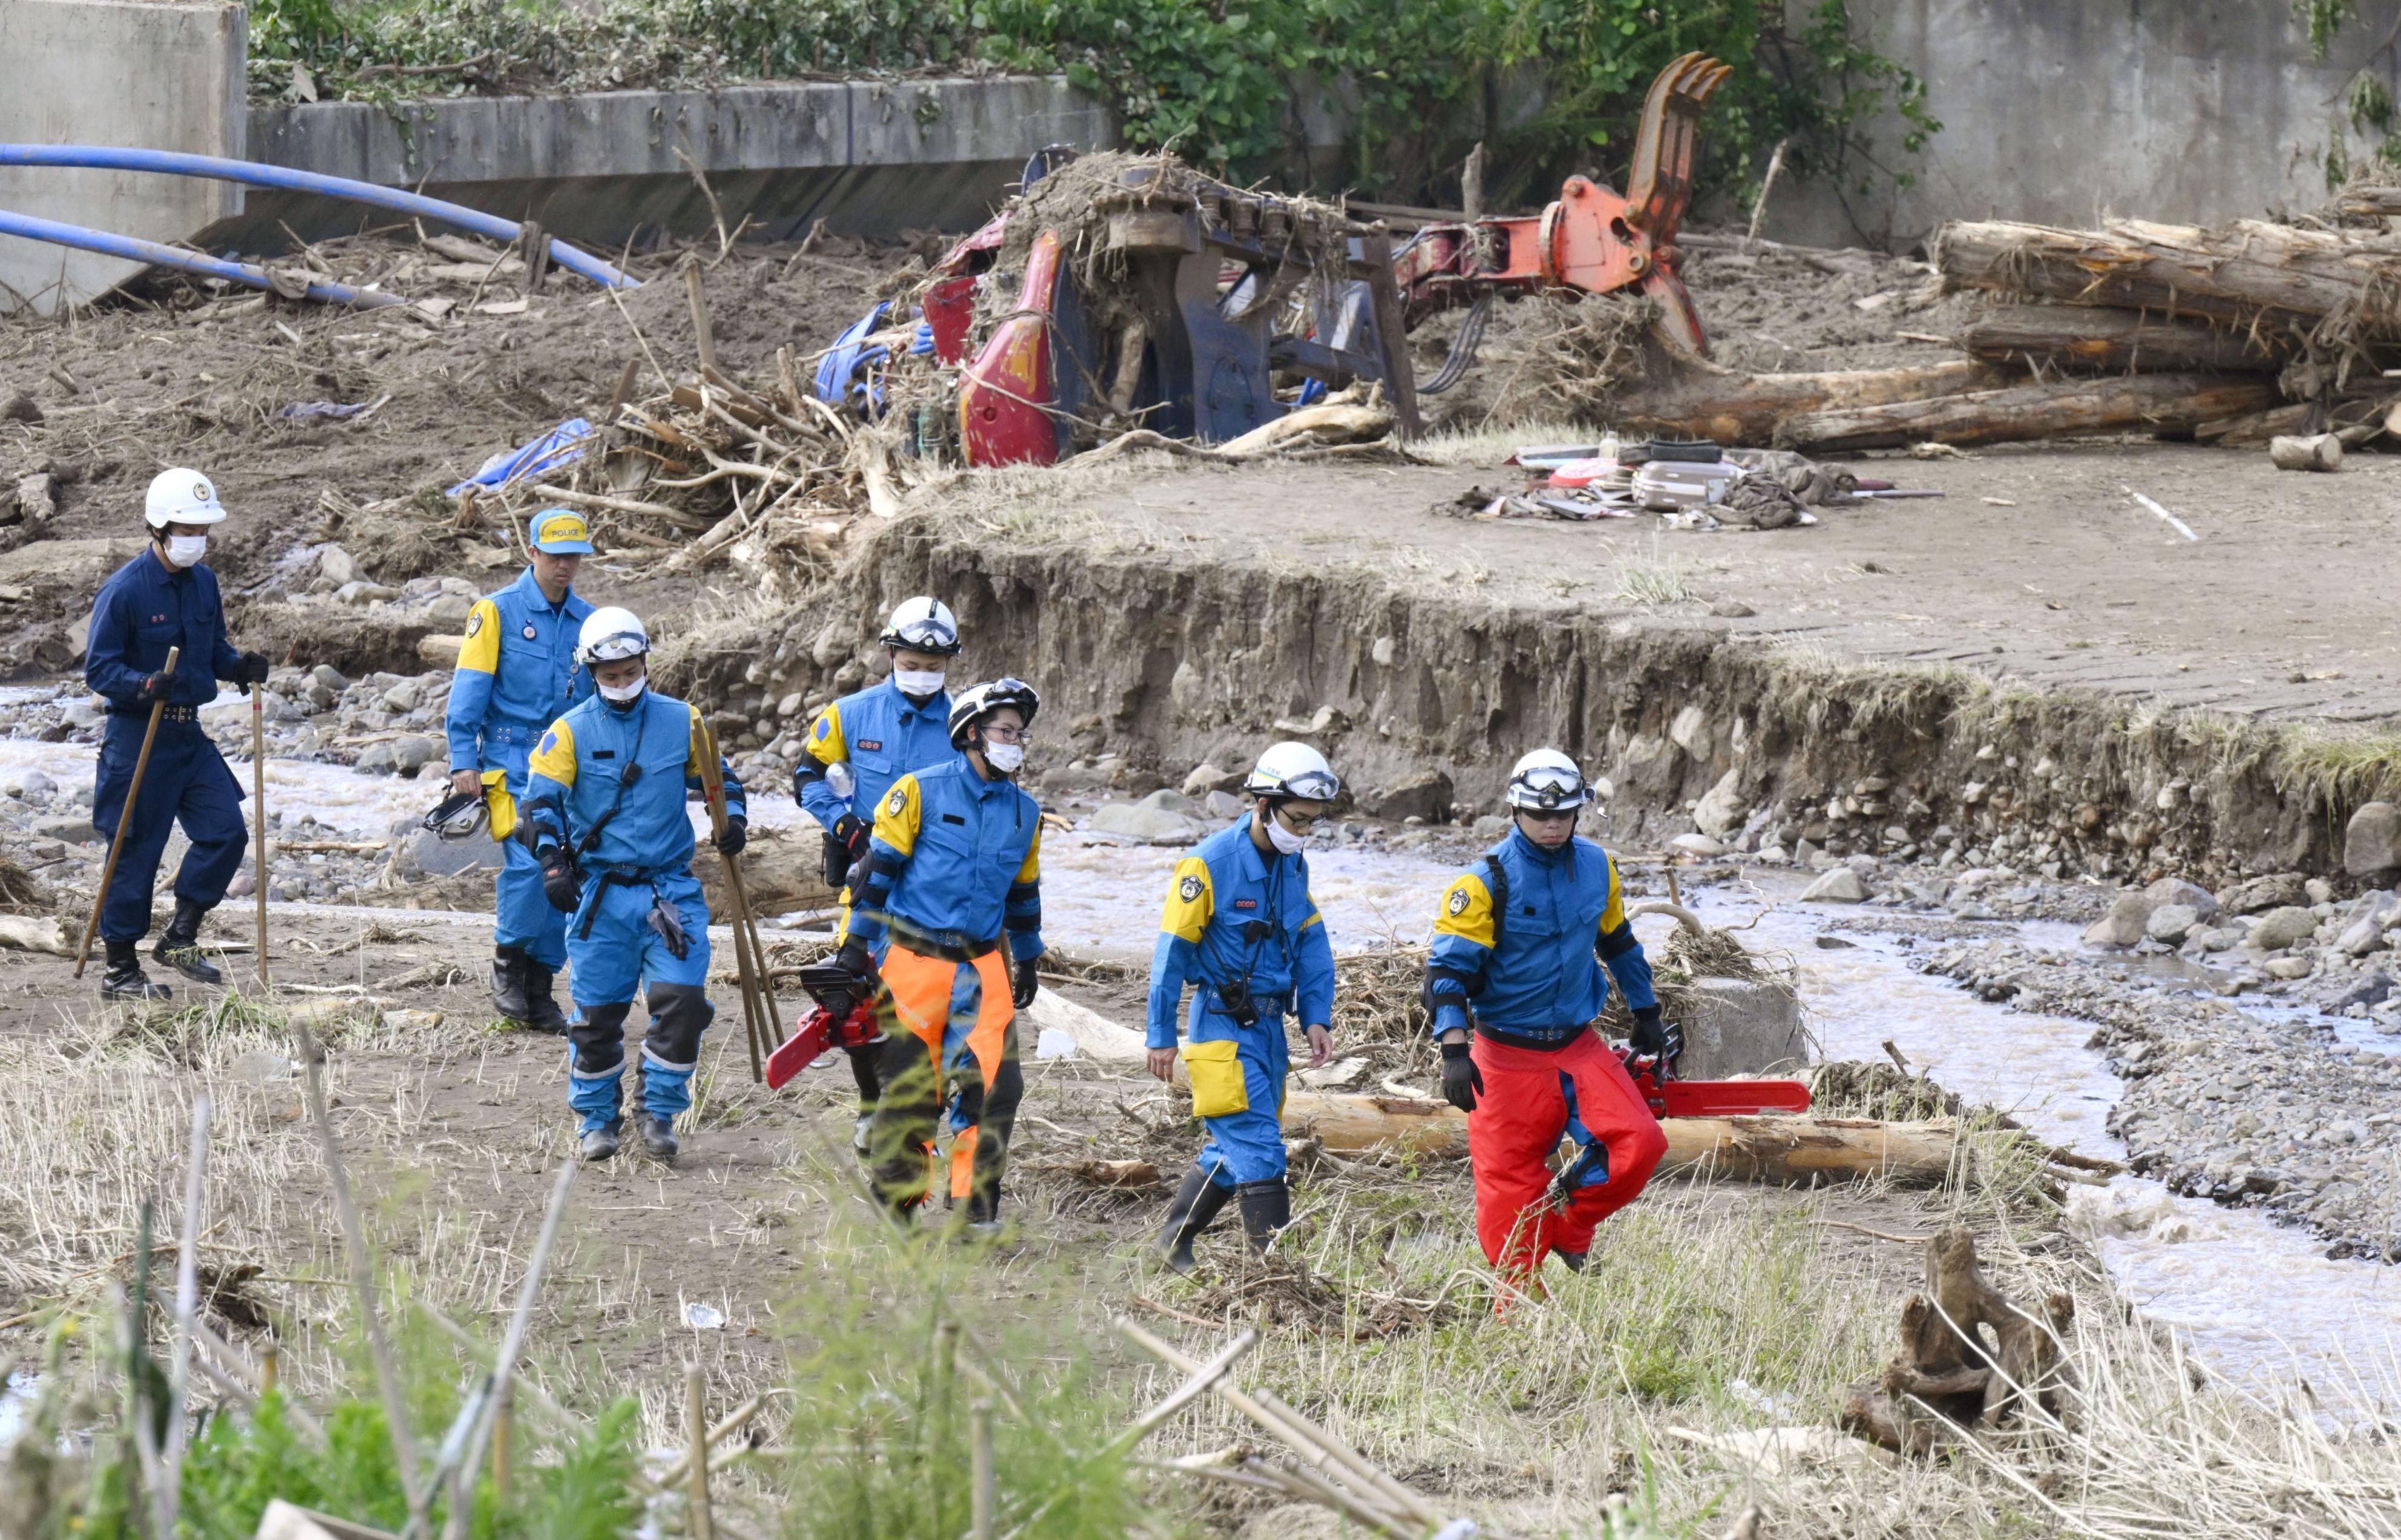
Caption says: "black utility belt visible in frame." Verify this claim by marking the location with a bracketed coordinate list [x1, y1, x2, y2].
[111, 705, 199, 723]
[889, 925, 999, 964]
[1474, 1021, 1591, 1053]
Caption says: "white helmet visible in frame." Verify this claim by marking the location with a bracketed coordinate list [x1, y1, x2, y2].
[1243, 741, 1340, 802]
[1505, 749, 1593, 811]
[577, 606, 650, 664]
[145, 468, 228, 528]
[880, 596, 961, 657]
[947, 677, 1040, 747]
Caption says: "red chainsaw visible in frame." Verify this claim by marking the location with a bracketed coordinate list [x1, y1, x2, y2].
[1617, 1031, 1811, 1119]
[765, 963, 886, 1090]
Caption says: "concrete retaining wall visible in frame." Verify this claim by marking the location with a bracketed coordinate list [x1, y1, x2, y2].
[1767, 0, 2401, 250]
[0, 0, 246, 314]
[234, 76, 1114, 249]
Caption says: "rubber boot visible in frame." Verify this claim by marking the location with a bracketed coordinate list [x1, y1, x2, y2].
[638, 1113, 680, 1162]
[1553, 1249, 1588, 1273]
[152, 900, 222, 985]
[851, 1113, 874, 1156]
[580, 1121, 622, 1162]
[1236, 1178, 1291, 1256]
[1156, 1164, 1234, 1275]
[521, 960, 568, 1035]
[491, 945, 531, 1022]
[102, 940, 172, 1001]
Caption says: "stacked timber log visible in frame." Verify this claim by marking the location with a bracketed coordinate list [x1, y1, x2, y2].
[1614, 215, 2401, 452]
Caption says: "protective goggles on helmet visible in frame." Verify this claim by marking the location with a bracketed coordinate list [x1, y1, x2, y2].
[1507, 763, 1592, 811]
[1266, 766, 1339, 802]
[581, 629, 649, 664]
[882, 612, 961, 657]
[421, 789, 490, 842]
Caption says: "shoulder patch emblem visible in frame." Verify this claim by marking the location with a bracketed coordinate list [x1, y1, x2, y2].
[465, 609, 484, 638]
[813, 716, 831, 741]
[539, 731, 557, 755]
[1178, 874, 1203, 903]
[1447, 886, 1471, 917]
[885, 787, 908, 816]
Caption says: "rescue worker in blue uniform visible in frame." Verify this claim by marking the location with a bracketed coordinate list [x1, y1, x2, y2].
[1424, 750, 1671, 1291]
[82, 469, 270, 1000]
[837, 678, 1044, 1233]
[791, 596, 962, 1150]
[522, 607, 747, 1164]
[1147, 742, 1340, 1272]
[444, 508, 597, 1032]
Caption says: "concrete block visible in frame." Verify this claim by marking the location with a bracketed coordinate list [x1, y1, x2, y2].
[1677, 976, 1806, 1080]
[0, 0, 246, 314]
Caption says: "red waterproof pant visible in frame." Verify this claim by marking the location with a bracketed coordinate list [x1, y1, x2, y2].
[1467, 1030, 1668, 1281]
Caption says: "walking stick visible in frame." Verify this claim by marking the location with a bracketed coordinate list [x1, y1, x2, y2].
[693, 716, 769, 1082]
[251, 679, 269, 989]
[74, 645, 179, 978]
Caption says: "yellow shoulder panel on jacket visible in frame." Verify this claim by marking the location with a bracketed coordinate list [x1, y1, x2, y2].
[1599, 854, 1626, 933]
[1159, 856, 1214, 942]
[873, 774, 923, 856]
[1015, 820, 1043, 884]
[807, 700, 849, 763]
[529, 718, 578, 786]
[455, 599, 502, 675]
[1433, 871, 1495, 948]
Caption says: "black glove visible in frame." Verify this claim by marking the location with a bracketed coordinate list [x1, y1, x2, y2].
[134, 671, 170, 706]
[237, 650, 272, 687]
[832, 812, 870, 862]
[836, 939, 879, 988]
[1011, 954, 1040, 1009]
[715, 813, 747, 857]
[1440, 1039, 1482, 1113]
[540, 848, 580, 913]
[1628, 1004, 1668, 1057]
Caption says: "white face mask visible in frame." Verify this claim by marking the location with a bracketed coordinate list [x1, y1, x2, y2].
[1264, 816, 1308, 855]
[982, 741, 1024, 775]
[164, 534, 208, 568]
[894, 669, 947, 699]
[598, 678, 646, 705]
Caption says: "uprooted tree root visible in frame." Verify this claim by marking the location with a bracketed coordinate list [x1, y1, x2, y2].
[1841, 1225, 2079, 1457]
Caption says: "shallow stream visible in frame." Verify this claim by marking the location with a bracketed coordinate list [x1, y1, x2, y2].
[7, 726, 2400, 1409]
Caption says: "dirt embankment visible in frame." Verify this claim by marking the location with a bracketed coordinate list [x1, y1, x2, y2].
[674, 506, 2381, 889]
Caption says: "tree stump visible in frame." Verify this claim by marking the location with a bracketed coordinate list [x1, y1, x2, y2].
[1840, 1226, 2078, 1455]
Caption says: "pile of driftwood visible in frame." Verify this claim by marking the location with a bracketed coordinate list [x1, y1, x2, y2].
[1608, 214, 2401, 453]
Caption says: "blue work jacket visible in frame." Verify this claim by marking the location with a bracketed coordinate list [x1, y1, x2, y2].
[85, 550, 243, 710]
[445, 568, 594, 773]
[847, 753, 1043, 960]
[522, 689, 744, 874]
[1426, 828, 1656, 1041]
[1145, 816, 1336, 1049]
[793, 677, 954, 830]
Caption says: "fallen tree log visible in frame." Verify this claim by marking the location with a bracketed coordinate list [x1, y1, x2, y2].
[1957, 303, 2291, 373]
[1934, 217, 2401, 339]
[1280, 1091, 1962, 1186]
[1613, 357, 1990, 445]
[1779, 371, 2279, 452]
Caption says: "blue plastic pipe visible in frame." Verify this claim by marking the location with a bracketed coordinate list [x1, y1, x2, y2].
[0, 144, 637, 289]
[0, 207, 404, 307]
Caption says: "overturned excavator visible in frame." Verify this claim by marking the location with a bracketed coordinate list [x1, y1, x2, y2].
[813, 53, 1729, 465]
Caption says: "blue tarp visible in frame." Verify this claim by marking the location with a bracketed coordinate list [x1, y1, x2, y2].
[447, 417, 593, 497]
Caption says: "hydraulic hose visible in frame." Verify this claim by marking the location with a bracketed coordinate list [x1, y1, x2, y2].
[0, 208, 403, 308]
[0, 145, 637, 289]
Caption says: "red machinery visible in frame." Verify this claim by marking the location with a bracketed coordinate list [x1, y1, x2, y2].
[1389, 52, 1731, 354]
[821, 54, 1729, 465]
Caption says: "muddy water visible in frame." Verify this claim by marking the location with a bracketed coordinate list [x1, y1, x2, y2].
[10, 725, 2396, 1404]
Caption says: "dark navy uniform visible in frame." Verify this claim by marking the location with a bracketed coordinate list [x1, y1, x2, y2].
[83, 549, 249, 943]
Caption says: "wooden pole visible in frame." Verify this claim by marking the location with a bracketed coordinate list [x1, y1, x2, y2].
[970, 1399, 997, 1540]
[692, 715, 768, 1080]
[490, 1386, 513, 1492]
[75, 644, 179, 977]
[683, 257, 718, 376]
[251, 681, 269, 988]
[260, 1342, 279, 1397]
[684, 1363, 714, 1540]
